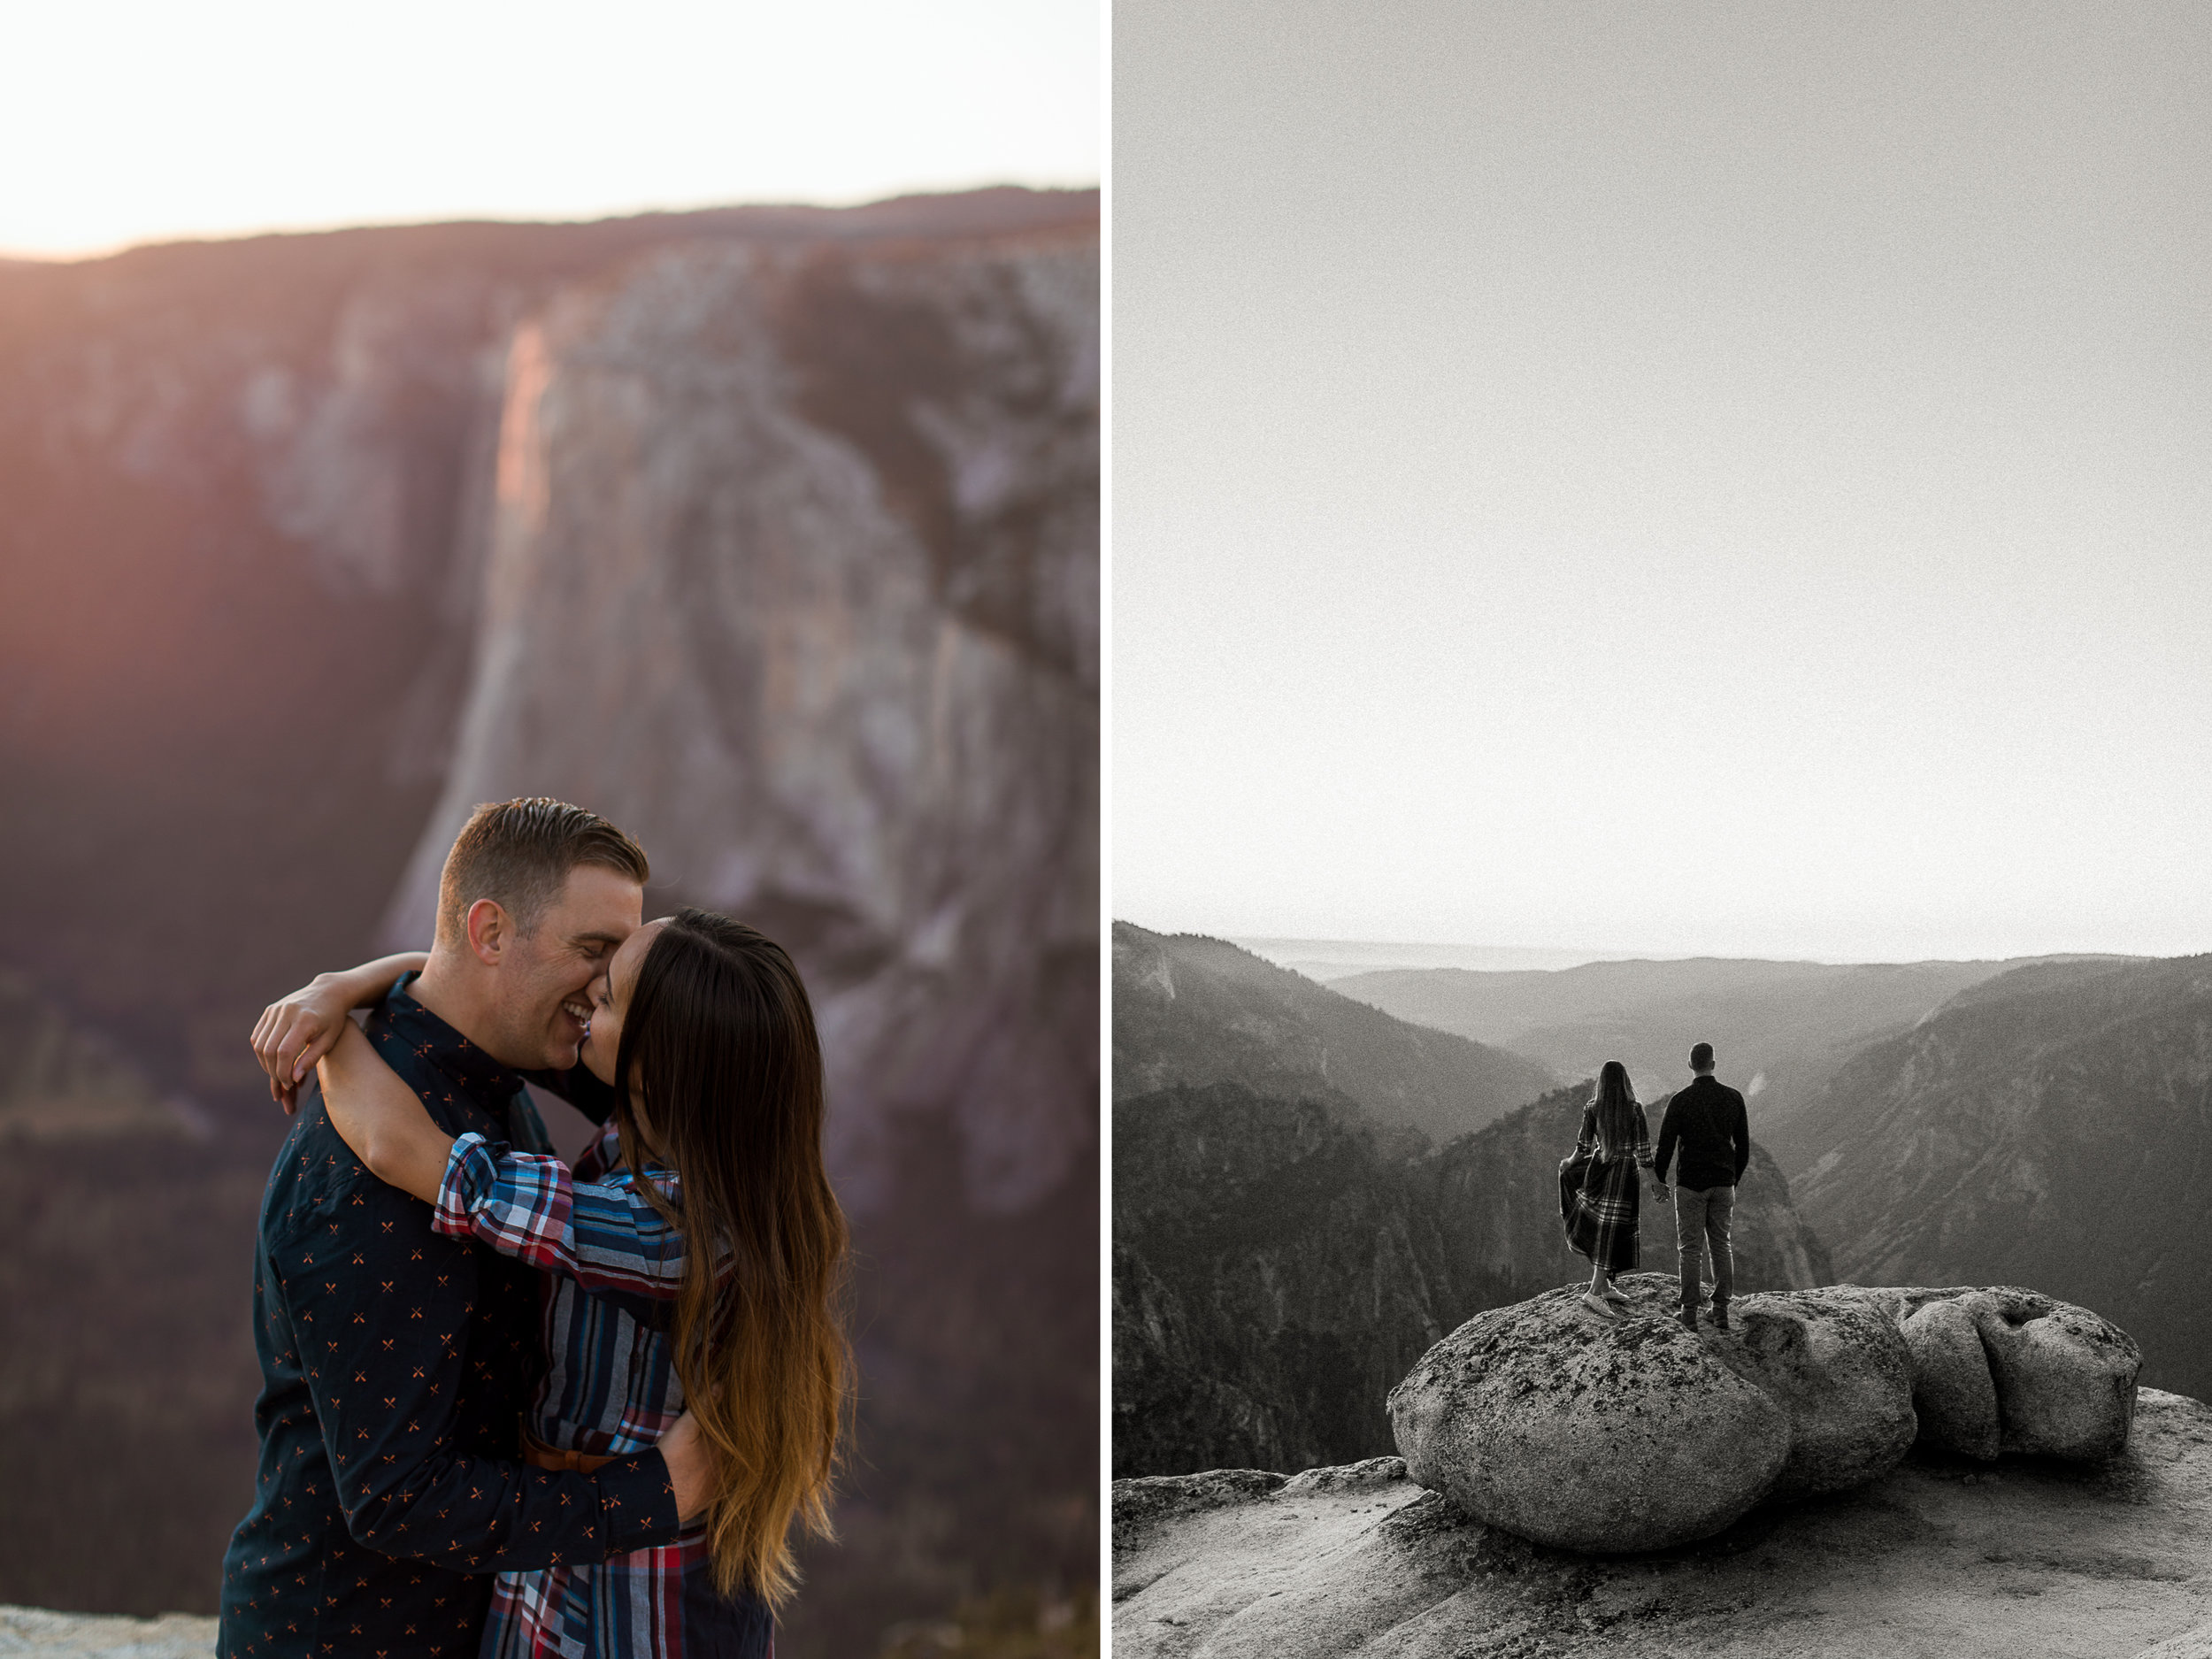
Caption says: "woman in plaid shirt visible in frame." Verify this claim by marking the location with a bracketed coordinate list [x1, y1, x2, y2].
[287, 909, 850, 1658]
[1561, 1060, 1670, 1321]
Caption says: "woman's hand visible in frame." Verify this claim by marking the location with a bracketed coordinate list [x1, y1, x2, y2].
[251, 952, 429, 1113]
[253, 977, 356, 1114]
[656, 1410, 717, 1524]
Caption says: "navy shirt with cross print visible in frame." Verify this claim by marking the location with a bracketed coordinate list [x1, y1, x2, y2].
[218, 974, 680, 1659]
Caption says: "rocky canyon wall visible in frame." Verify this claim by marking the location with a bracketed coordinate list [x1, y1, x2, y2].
[380, 228, 1099, 1210]
[1113, 1079, 1831, 1478]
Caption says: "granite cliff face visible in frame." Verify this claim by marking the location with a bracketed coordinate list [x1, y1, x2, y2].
[1779, 955, 2212, 1405]
[1114, 1081, 1830, 1479]
[380, 229, 1098, 1210]
[0, 189, 1093, 1095]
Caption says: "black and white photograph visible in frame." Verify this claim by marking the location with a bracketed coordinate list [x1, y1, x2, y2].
[1112, 3, 2212, 1653]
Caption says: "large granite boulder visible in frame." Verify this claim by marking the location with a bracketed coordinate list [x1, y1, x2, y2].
[1388, 1279, 1791, 1551]
[1845, 1285, 2143, 1462]
[1389, 1277, 2139, 1553]
[1965, 1287, 2141, 1459]
[1900, 1295, 2001, 1458]
[1713, 1288, 1916, 1498]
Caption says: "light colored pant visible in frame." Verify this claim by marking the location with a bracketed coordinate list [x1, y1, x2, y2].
[1673, 1183, 1736, 1310]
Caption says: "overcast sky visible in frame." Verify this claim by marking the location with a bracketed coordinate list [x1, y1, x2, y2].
[1114, 0, 2210, 963]
[0, 0, 1097, 257]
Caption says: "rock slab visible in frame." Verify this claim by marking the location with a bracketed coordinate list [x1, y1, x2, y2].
[0, 1607, 215, 1657]
[1901, 1294, 2002, 1457]
[1116, 1388, 2212, 1659]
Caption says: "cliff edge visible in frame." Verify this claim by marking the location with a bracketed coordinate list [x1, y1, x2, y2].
[0, 1606, 214, 1656]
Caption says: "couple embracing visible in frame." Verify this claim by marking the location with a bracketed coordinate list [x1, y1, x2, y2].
[1559, 1042, 1750, 1333]
[218, 797, 849, 1659]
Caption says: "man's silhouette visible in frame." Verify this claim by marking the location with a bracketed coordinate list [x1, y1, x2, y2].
[1654, 1041, 1750, 1333]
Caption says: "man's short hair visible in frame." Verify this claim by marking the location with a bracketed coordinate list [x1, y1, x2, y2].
[435, 798, 650, 946]
[1689, 1041, 1715, 1071]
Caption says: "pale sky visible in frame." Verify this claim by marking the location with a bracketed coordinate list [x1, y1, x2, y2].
[0, 0, 1098, 257]
[1114, 0, 2212, 964]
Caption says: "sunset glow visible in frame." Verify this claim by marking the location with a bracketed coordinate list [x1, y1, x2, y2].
[1, 0, 1099, 258]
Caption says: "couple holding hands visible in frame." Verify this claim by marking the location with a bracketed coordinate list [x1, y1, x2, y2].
[1561, 1043, 1751, 1333]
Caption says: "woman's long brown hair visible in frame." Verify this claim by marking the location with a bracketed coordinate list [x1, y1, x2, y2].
[1592, 1060, 1640, 1161]
[611, 908, 852, 1608]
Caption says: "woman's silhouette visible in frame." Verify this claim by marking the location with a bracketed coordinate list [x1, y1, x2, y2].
[1561, 1060, 1670, 1318]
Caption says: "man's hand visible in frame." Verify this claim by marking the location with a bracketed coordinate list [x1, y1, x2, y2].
[251, 976, 356, 1114]
[656, 1410, 717, 1525]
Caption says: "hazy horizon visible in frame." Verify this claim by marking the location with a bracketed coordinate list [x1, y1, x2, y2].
[0, 181, 1098, 267]
[1116, 0, 2211, 966]
[1119, 920, 2162, 977]
[2, 0, 1098, 258]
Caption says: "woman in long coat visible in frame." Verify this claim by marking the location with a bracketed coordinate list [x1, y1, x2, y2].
[1560, 1060, 1670, 1318]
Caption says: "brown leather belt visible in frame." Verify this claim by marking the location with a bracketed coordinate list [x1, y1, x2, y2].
[522, 1431, 619, 1474]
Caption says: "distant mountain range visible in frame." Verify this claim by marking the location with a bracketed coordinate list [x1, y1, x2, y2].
[1333, 955, 2131, 1139]
[1112, 923, 1555, 1145]
[1111, 924, 1830, 1478]
[1264, 945, 2212, 1410]
[1113, 924, 2212, 1476]
[1779, 953, 2212, 1403]
[1235, 938, 1632, 979]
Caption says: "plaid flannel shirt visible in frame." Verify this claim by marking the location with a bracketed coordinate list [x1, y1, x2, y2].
[434, 1127, 772, 1659]
[1563, 1102, 1655, 1273]
[1574, 1102, 1654, 1170]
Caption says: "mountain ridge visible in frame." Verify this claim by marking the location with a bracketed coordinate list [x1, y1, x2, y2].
[1780, 952, 2212, 1404]
[1333, 952, 2141, 1147]
[1114, 921, 1556, 1144]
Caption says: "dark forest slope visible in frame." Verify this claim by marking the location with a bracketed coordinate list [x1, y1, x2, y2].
[1784, 953, 2212, 1404]
[1114, 1080, 1828, 1478]
[1114, 923, 1556, 1144]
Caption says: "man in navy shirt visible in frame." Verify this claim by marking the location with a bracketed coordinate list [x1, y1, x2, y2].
[1653, 1041, 1751, 1333]
[219, 800, 710, 1658]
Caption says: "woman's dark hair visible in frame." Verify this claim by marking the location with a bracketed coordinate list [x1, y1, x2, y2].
[610, 907, 851, 1608]
[1592, 1060, 1640, 1161]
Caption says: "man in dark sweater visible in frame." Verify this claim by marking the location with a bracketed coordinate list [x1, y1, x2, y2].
[1653, 1041, 1750, 1333]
